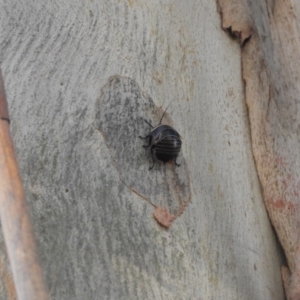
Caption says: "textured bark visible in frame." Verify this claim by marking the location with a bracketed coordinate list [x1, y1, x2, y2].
[218, 0, 300, 299]
[94, 76, 191, 228]
[0, 0, 284, 299]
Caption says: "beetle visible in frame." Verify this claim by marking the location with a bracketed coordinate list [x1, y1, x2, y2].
[139, 103, 182, 170]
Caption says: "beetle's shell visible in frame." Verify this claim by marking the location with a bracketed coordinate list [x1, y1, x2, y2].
[149, 125, 182, 164]
[154, 135, 182, 162]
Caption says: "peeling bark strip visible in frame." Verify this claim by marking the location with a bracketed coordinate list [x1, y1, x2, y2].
[95, 76, 191, 227]
[217, 0, 253, 44]
[0, 70, 50, 300]
[218, 0, 300, 299]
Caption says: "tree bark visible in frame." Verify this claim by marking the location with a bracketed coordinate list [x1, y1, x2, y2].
[218, 0, 300, 299]
[0, 0, 287, 299]
[0, 70, 49, 300]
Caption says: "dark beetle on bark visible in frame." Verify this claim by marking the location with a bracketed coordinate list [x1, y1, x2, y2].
[139, 103, 182, 170]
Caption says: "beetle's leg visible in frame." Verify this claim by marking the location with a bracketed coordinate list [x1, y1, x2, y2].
[149, 161, 155, 170]
[138, 135, 150, 139]
[174, 158, 180, 167]
[138, 135, 152, 148]
[149, 148, 155, 171]
[149, 147, 156, 170]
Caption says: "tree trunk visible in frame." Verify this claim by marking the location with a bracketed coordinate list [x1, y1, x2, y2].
[0, 0, 292, 299]
[218, 1, 300, 299]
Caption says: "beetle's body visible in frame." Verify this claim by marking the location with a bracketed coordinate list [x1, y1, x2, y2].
[139, 108, 182, 170]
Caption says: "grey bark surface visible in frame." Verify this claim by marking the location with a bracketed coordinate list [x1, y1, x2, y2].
[95, 76, 191, 228]
[0, 1, 284, 300]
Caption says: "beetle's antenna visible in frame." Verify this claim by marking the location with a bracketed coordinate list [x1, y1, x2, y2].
[144, 119, 153, 128]
[140, 117, 153, 128]
[158, 101, 173, 125]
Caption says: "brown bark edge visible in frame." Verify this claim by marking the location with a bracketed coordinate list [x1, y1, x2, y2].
[0, 68, 50, 300]
[0, 69, 9, 123]
[217, 0, 300, 299]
